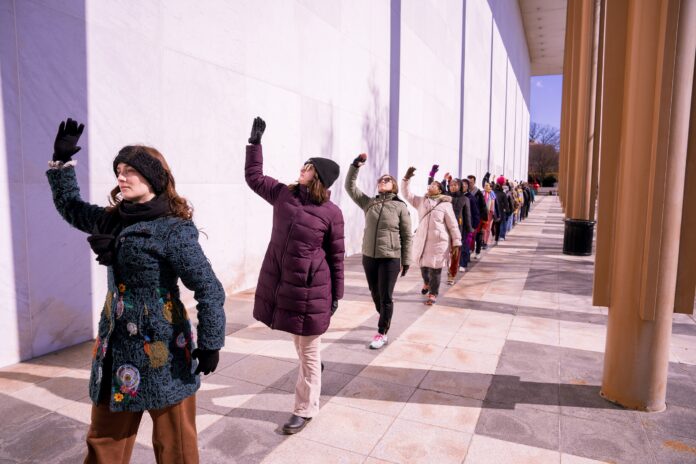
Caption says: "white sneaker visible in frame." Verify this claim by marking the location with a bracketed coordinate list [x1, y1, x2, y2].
[459, 266, 466, 271]
[369, 334, 388, 349]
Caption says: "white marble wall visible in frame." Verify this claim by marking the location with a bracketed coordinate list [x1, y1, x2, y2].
[0, 0, 531, 366]
[461, 0, 531, 183]
[397, 0, 463, 192]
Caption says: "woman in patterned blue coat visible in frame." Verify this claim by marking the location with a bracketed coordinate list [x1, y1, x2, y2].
[46, 118, 226, 464]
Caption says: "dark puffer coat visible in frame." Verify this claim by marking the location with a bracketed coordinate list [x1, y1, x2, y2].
[465, 191, 481, 229]
[245, 144, 345, 336]
[47, 166, 226, 412]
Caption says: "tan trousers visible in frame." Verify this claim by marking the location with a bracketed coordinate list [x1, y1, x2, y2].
[292, 334, 322, 418]
[84, 394, 199, 464]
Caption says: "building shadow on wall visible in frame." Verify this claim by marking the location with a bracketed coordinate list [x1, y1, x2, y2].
[333, 71, 390, 251]
[0, 0, 93, 364]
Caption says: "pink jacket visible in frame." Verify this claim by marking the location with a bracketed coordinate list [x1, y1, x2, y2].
[401, 178, 462, 268]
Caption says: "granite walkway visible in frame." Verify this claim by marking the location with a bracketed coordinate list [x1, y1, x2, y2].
[1, 195, 696, 463]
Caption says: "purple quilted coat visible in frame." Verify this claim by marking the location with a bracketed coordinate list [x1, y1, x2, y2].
[245, 144, 345, 336]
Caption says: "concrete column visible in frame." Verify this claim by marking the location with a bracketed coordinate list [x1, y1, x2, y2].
[592, 0, 628, 306]
[674, 55, 696, 314]
[560, 0, 600, 255]
[557, 0, 576, 211]
[601, 0, 695, 411]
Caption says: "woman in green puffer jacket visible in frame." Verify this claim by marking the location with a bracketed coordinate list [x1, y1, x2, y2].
[344, 153, 412, 349]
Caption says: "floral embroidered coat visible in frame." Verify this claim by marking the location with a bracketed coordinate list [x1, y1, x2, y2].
[47, 166, 226, 412]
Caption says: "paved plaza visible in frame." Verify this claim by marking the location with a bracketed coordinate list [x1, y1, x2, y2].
[1, 196, 695, 463]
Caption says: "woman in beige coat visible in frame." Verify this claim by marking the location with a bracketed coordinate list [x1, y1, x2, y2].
[401, 167, 462, 305]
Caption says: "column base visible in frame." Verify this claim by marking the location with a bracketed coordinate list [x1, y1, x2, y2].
[599, 389, 666, 412]
[562, 219, 595, 256]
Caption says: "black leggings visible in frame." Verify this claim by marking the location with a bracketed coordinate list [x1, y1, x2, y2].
[362, 256, 401, 335]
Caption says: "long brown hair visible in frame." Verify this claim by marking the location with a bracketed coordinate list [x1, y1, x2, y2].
[288, 170, 329, 204]
[107, 145, 193, 220]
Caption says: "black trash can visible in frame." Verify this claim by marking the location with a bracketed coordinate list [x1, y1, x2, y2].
[563, 219, 595, 256]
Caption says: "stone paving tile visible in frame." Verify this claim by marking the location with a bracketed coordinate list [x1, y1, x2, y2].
[398, 388, 482, 433]
[298, 402, 394, 455]
[639, 404, 696, 443]
[560, 414, 657, 464]
[196, 374, 267, 416]
[331, 375, 415, 417]
[263, 436, 366, 463]
[447, 332, 507, 356]
[475, 406, 560, 450]
[7, 367, 90, 412]
[370, 418, 472, 464]
[215, 353, 297, 387]
[642, 427, 696, 464]
[4, 197, 696, 463]
[464, 434, 561, 463]
[358, 356, 433, 388]
[433, 347, 500, 374]
[496, 340, 561, 383]
[419, 368, 493, 401]
[0, 398, 90, 463]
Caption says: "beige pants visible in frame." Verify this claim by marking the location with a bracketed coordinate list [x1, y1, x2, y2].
[292, 334, 322, 418]
[84, 394, 198, 464]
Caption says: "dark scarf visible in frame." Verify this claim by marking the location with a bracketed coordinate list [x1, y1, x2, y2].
[87, 195, 172, 266]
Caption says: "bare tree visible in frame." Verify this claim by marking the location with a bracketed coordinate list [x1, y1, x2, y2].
[528, 142, 559, 181]
[529, 122, 560, 151]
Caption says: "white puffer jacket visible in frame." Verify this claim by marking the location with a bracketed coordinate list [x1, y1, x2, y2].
[402, 178, 462, 268]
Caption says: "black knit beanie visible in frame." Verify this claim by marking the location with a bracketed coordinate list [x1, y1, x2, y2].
[306, 157, 340, 188]
[113, 146, 169, 194]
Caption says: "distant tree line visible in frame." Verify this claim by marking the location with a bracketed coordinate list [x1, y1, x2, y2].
[528, 122, 560, 187]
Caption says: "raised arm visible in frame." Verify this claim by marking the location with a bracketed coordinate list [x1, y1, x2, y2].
[244, 117, 285, 205]
[46, 118, 107, 234]
[400, 167, 423, 209]
[344, 155, 370, 210]
[427, 164, 439, 188]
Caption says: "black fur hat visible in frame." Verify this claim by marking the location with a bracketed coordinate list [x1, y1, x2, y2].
[113, 146, 169, 194]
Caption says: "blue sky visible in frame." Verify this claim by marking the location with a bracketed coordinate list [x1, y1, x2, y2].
[530, 75, 562, 129]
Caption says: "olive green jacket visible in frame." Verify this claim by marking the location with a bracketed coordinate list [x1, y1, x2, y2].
[344, 165, 412, 265]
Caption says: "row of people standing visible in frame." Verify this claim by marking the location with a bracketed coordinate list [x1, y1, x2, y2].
[46, 115, 535, 462]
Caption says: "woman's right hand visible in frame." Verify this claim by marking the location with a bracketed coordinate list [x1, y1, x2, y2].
[53, 118, 84, 163]
[404, 166, 416, 180]
[248, 116, 266, 145]
[352, 153, 367, 168]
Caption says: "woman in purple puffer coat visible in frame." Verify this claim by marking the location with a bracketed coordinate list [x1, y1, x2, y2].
[244, 117, 345, 435]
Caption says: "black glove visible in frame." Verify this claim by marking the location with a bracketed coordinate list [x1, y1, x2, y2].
[400, 265, 409, 277]
[352, 153, 367, 168]
[404, 167, 416, 180]
[331, 300, 338, 315]
[192, 348, 219, 375]
[248, 116, 266, 145]
[86, 234, 116, 266]
[53, 118, 85, 162]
